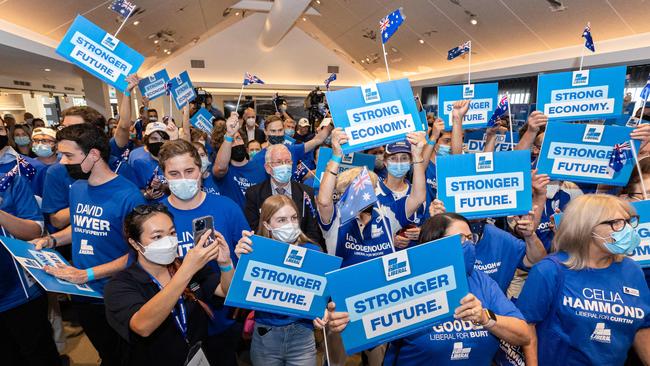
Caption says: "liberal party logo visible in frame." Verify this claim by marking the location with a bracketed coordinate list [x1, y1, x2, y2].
[362, 83, 381, 104]
[572, 70, 590, 86]
[475, 152, 494, 173]
[148, 75, 156, 82]
[342, 153, 355, 165]
[582, 124, 604, 143]
[100, 34, 119, 51]
[590, 323, 611, 343]
[450, 342, 471, 360]
[381, 250, 411, 281]
[79, 239, 94, 255]
[283, 245, 307, 268]
[462, 84, 475, 99]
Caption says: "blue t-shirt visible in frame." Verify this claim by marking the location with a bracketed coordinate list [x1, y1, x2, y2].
[129, 149, 160, 190]
[202, 173, 221, 198]
[0, 175, 44, 312]
[255, 242, 321, 328]
[517, 253, 650, 366]
[41, 163, 75, 215]
[31, 157, 58, 198]
[536, 190, 571, 251]
[70, 175, 145, 294]
[425, 160, 438, 200]
[473, 224, 527, 293]
[162, 193, 250, 335]
[383, 269, 524, 366]
[320, 197, 419, 267]
[127, 146, 148, 165]
[216, 162, 268, 210]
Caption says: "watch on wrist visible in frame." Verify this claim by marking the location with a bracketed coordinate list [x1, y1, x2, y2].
[482, 308, 497, 329]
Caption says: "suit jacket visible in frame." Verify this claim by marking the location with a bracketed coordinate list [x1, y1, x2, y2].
[244, 179, 323, 246]
[241, 127, 266, 144]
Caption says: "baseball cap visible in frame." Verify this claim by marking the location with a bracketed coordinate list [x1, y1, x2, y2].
[145, 122, 168, 137]
[32, 127, 57, 140]
[298, 118, 310, 127]
[385, 140, 411, 155]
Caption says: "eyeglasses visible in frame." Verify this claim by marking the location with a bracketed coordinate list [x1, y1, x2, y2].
[461, 233, 480, 244]
[32, 139, 56, 145]
[269, 160, 292, 166]
[133, 203, 168, 215]
[597, 215, 639, 232]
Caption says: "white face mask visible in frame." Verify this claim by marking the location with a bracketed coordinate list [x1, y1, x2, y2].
[200, 156, 210, 173]
[169, 178, 199, 200]
[267, 223, 301, 243]
[139, 236, 178, 265]
[246, 118, 256, 127]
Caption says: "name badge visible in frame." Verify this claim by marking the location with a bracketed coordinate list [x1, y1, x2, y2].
[623, 286, 639, 297]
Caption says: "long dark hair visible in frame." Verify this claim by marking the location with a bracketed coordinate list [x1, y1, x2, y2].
[418, 213, 470, 244]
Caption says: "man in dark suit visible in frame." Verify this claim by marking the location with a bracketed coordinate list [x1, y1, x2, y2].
[244, 144, 323, 245]
[240, 107, 265, 144]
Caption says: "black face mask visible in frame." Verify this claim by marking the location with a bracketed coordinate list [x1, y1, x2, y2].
[231, 144, 249, 162]
[0, 135, 8, 150]
[147, 141, 164, 157]
[267, 135, 285, 145]
[64, 155, 91, 180]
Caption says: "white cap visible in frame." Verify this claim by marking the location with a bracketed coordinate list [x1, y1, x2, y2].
[298, 118, 310, 127]
[144, 122, 167, 137]
[32, 127, 57, 140]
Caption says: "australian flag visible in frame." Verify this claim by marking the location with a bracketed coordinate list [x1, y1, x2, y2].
[324, 73, 337, 89]
[608, 142, 632, 173]
[582, 22, 595, 52]
[112, 148, 130, 173]
[379, 8, 405, 44]
[243, 72, 264, 86]
[0, 157, 36, 192]
[110, 0, 136, 17]
[487, 95, 509, 127]
[448, 41, 471, 60]
[337, 167, 377, 224]
[640, 74, 650, 101]
[164, 80, 173, 96]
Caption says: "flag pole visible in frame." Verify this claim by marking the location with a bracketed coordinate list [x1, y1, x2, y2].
[506, 93, 514, 150]
[629, 139, 648, 200]
[579, 46, 586, 71]
[235, 82, 245, 114]
[467, 41, 472, 85]
[636, 95, 648, 126]
[377, 202, 396, 253]
[382, 43, 391, 81]
[322, 327, 331, 366]
[114, 7, 135, 37]
[168, 91, 173, 119]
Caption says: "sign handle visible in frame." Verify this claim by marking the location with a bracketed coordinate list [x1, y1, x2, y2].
[235, 83, 246, 114]
[377, 202, 396, 253]
[322, 327, 331, 366]
[579, 45, 586, 71]
[381, 43, 391, 81]
[629, 139, 648, 201]
[467, 41, 472, 86]
[506, 93, 514, 150]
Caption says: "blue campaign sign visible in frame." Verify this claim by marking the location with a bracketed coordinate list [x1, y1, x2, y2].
[437, 83, 498, 129]
[436, 150, 532, 219]
[0, 236, 102, 298]
[224, 235, 342, 319]
[536, 122, 640, 185]
[325, 235, 469, 354]
[138, 69, 170, 101]
[631, 200, 650, 268]
[56, 15, 144, 95]
[464, 130, 519, 154]
[536, 65, 626, 122]
[313, 147, 375, 190]
[190, 108, 214, 134]
[169, 71, 197, 110]
[326, 78, 426, 154]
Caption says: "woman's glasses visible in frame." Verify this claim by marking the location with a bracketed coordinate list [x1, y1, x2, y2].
[597, 215, 639, 232]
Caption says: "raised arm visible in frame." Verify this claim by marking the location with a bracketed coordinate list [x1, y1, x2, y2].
[515, 112, 547, 151]
[316, 128, 347, 225]
[213, 113, 239, 178]
[451, 100, 470, 155]
[405, 131, 427, 218]
[304, 124, 332, 153]
[115, 74, 139, 148]
[180, 105, 191, 142]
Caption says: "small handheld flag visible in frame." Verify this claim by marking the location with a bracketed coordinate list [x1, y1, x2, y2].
[110, 0, 136, 17]
[243, 72, 264, 86]
[640, 74, 650, 101]
[582, 22, 595, 52]
[337, 167, 377, 224]
[112, 148, 130, 173]
[608, 142, 631, 173]
[379, 8, 405, 44]
[448, 41, 471, 60]
[0, 157, 36, 192]
[487, 95, 510, 127]
[324, 73, 337, 90]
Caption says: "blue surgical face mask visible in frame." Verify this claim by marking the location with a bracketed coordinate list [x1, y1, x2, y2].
[249, 150, 259, 159]
[436, 144, 451, 157]
[461, 240, 476, 275]
[168, 178, 199, 200]
[14, 136, 30, 146]
[32, 143, 53, 157]
[386, 161, 411, 178]
[596, 224, 641, 255]
[272, 164, 292, 184]
[284, 128, 295, 137]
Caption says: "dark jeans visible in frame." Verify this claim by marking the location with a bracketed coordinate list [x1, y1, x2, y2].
[73, 302, 122, 366]
[0, 295, 61, 366]
[203, 322, 243, 366]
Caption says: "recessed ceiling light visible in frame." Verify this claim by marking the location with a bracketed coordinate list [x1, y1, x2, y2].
[154, 39, 159, 44]
[418, 39, 424, 44]
[302, 17, 307, 21]
[133, 20, 140, 25]
[360, 60, 365, 64]
[235, 11, 240, 16]
[470, 16, 478, 25]
[43, 68, 51, 72]
[316, 0, 321, 4]
[163, 49, 168, 53]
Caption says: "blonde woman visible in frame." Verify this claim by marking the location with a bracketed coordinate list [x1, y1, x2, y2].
[235, 195, 320, 366]
[518, 194, 650, 365]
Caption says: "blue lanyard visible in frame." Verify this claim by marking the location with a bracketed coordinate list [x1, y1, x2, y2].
[140, 265, 188, 342]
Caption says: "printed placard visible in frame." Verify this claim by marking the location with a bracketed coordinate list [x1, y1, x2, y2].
[630, 200, 650, 268]
[169, 71, 197, 110]
[138, 69, 170, 100]
[536, 65, 626, 122]
[325, 235, 469, 354]
[190, 108, 214, 134]
[55, 15, 144, 94]
[313, 147, 375, 190]
[0, 236, 102, 298]
[536, 122, 639, 185]
[436, 150, 532, 219]
[224, 235, 342, 319]
[437, 83, 498, 129]
[326, 78, 426, 154]
[464, 130, 520, 154]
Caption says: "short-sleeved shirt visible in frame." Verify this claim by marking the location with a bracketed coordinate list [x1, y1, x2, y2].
[0, 175, 44, 312]
[216, 162, 268, 210]
[473, 224, 527, 293]
[383, 269, 524, 365]
[128, 149, 160, 190]
[104, 262, 222, 365]
[70, 175, 145, 294]
[535, 190, 571, 251]
[517, 252, 650, 365]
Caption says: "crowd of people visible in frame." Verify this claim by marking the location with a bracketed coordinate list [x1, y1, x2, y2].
[0, 73, 649, 366]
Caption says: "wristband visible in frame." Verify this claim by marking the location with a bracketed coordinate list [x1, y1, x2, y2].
[224, 135, 234, 143]
[426, 139, 436, 146]
[86, 268, 95, 282]
[219, 264, 233, 272]
[330, 155, 342, 164]
[48, 235, 57, 248]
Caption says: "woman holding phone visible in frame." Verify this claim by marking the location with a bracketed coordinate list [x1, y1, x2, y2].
[235, 194, 321, 366]
[104, 204, 234, 365]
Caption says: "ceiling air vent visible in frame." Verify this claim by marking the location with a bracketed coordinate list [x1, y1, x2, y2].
[191, 60, 205, 69]
[327, 66, 339, 74]
[42, 84, 56, 89]
[64, 87, 75, 91]
[13, 80, 31, 86]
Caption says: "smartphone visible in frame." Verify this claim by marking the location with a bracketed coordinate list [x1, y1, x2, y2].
[192, 215, 215, 247]
[396, 223, 418, 238]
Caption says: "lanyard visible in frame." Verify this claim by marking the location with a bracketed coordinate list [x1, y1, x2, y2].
[140, 265, 189, 342]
